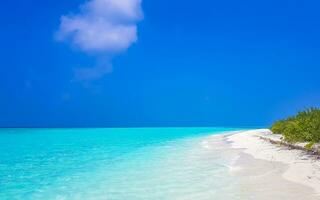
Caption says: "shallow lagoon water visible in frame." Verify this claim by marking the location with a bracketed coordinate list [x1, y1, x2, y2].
[0, 127, 240, 200]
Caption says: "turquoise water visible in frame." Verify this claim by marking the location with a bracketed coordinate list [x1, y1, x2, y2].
[0, 127, 240, 200]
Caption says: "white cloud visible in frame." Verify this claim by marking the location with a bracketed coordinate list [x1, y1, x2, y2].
[56, 0, 143, 80]
[57, 0, 143, 53]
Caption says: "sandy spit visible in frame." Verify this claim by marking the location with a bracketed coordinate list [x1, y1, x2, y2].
[226, 129, 320, 197]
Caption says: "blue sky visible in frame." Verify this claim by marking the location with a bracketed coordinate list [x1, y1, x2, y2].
[1, 0, 320, 127]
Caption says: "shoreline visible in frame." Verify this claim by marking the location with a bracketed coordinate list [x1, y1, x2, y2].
[206, 129, 320, 199]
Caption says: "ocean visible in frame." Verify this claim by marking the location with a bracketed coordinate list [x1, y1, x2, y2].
[0, 127, 241, 200]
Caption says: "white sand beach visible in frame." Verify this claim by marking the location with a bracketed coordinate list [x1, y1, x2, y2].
[206, 129, 320, 200]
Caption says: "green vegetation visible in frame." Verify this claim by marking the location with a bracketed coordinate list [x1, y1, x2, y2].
[305, 141, 315, 151]
[270, 108, 320, 143]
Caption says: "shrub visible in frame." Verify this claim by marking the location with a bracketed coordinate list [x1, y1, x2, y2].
[270, 108, 320, 143]
[270, 120, 286, 134]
